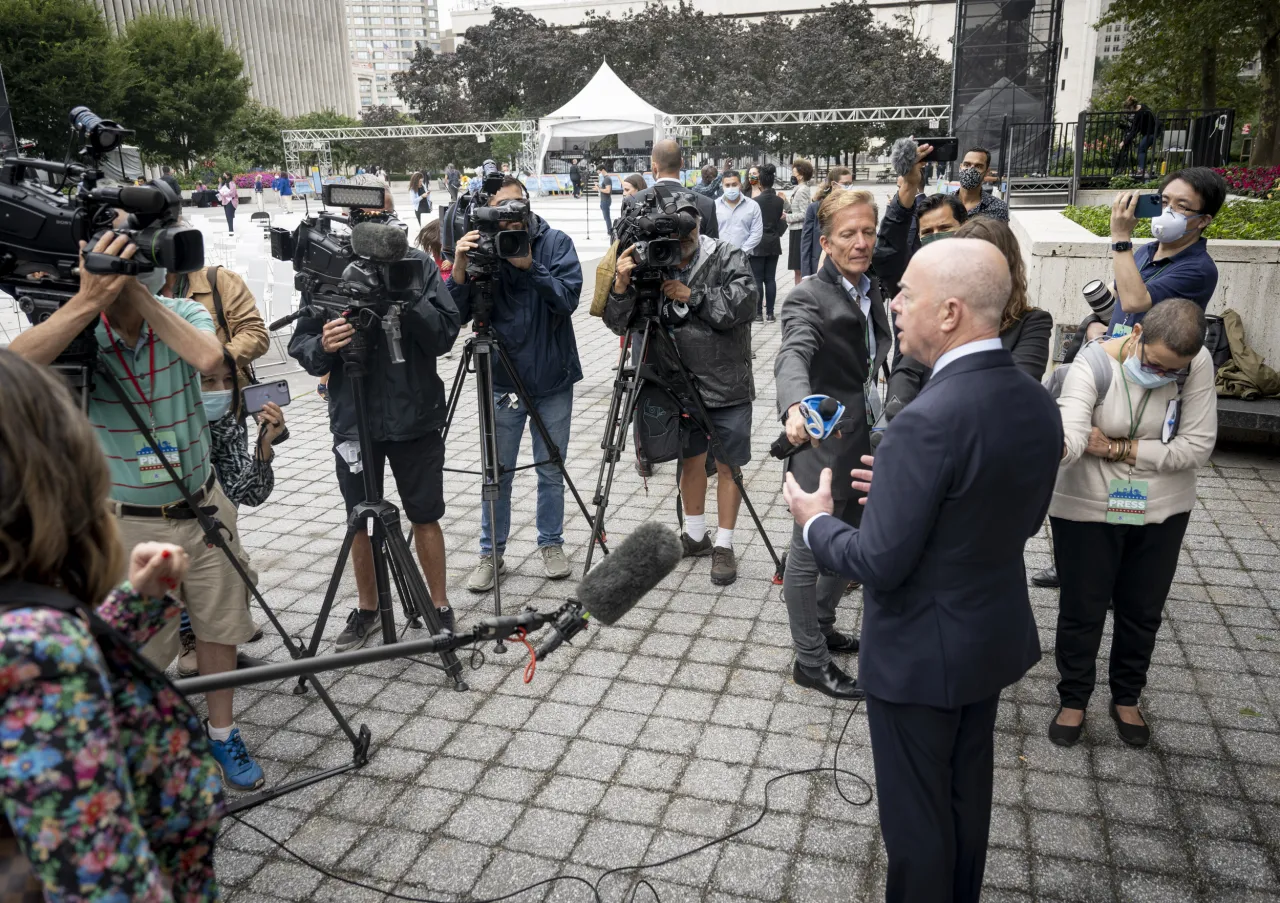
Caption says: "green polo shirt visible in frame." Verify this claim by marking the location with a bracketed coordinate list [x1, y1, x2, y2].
[89, 297, 214, 506]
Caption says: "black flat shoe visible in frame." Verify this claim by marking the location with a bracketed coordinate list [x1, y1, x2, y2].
[1048, 707, 1085, 747]
[1111, 703, 1151, 747]
[793, 661, 865, 700]
[825, 630, 860, 654]
[1032, 566, 1059, 588]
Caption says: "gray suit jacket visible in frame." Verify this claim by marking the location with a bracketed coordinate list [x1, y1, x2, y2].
[775, 258, 892, 502]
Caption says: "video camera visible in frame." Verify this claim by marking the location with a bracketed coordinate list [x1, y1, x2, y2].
[442, 159, 530, 277]
[614, 191, 689, 271]
[269, 182, 424, 365]
[0, 107, 205, 406]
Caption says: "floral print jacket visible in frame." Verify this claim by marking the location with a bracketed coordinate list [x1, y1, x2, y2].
[0, 580, 223, 902]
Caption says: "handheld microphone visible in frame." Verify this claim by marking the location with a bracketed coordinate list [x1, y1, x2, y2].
[770, 396, 843, 460]
[890, 137, 920, 178]
[350, 222, 408, 262]
[534, 522, 682, 658]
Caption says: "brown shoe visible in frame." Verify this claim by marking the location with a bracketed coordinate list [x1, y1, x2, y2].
[681, 532, 713, 558]
[710, 546, 737, 585]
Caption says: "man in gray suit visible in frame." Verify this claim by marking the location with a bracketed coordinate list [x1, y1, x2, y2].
[774, 188, 892, 699]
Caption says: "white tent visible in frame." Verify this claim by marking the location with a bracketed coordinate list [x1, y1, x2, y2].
[535, 61, 668, 179]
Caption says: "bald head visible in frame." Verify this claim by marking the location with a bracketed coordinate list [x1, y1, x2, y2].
[651, 139, 683, 178]
[890, 238, 1011, 366]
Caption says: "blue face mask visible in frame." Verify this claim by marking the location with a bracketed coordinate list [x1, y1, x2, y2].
[203, 389, 233, 422]
[1122, 351, 1176, 389]
[722, 187, 741, 201]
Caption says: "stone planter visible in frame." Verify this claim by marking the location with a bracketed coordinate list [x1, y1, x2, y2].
[1011, 209, 1280, 370]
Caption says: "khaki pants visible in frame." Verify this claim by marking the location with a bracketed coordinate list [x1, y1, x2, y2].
[115, 483, 258, 669]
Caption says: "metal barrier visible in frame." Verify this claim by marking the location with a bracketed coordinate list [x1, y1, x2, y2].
[1074, 108, 1233, 188]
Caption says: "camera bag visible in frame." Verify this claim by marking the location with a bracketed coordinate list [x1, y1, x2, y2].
[633, 382, 685, 464]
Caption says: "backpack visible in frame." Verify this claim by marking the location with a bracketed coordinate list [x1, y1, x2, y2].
[1043, 340, 1189, 442]
[1203, 314, 1231, 371]
[633, 382, 685, 464]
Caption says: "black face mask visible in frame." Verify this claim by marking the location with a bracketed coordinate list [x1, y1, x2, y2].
[791, 176, 799, 186]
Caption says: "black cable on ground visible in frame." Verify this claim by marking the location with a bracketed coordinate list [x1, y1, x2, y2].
[230, 701, 873, 903]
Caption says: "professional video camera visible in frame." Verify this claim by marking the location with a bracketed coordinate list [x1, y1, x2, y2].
[269, 182, 424, 365]
[614, 190, 688, 271]
[442, 159, 530, 277]
[0, 106, 205, 404]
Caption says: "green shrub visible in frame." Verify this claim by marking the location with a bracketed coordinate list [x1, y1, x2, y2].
[1107, 175, 1162, 190]
[1063, 200, 1280, 241]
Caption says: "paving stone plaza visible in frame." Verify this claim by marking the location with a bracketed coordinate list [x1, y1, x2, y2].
[6, 192, 1278, 902]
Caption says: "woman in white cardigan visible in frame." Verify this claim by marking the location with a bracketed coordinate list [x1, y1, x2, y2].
[1048, 298, 1217, 749]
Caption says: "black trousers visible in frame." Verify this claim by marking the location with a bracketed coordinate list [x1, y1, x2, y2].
[749, 255, 779, 316]
[868, 692, 1001, 903]
[1051, 512, 1189, 709]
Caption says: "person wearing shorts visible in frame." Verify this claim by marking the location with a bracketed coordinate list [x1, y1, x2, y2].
[604, 182, 758, 585]
[289, 189, 461, 652]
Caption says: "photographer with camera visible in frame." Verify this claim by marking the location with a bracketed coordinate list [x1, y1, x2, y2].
[604, 195, 758, 586]
[288, 189, 463, 650]
[775, 188, 892, 698]
[8, 230, 273, 791]
[448, 176, 584, 588]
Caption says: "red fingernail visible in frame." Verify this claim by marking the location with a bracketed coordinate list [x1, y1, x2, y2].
[162, 550, 171, 559]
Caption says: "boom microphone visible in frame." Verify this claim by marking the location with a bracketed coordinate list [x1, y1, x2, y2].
[890, 137, 920, 178]
[535, 522, 682, 658]
[350, 222, 408, 262]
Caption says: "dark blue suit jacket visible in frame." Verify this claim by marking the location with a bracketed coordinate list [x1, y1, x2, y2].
[806, 349, 1063, 708]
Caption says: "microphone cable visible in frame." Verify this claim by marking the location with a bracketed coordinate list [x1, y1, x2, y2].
[227, 700, 873, 903]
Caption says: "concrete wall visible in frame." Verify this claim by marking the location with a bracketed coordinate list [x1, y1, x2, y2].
[1011, 208, 1280, 367]
[96, 0, 357, 117]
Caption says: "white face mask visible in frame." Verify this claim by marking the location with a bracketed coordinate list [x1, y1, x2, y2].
[203, 389, 233, 422]
[722, 187, 741, 201]
[1150, 207, 1199, 243]
[136, 266, 168, 295]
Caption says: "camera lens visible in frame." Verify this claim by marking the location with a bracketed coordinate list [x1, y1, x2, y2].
[1082, 279, 1115, 319]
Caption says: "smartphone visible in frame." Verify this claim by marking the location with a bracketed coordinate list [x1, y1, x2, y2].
[918, 137, 959, 164]
[242, 380, 291, 414]
[1134, 193, 1163, 219]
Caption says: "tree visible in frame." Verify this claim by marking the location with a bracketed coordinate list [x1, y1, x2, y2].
[0, 0, 120, 157]
[352, 104, 423, 174]
[117, 13, 249, 165]
[1096, 0, 1280, 165]
[217, 98, 287, 169]
[286, 108, 361, 171]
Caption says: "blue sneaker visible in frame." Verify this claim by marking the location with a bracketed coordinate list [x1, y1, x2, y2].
[206, 722, 265, 792]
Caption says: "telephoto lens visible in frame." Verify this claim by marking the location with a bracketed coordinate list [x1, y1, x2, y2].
[1081, 279, 1115, 321]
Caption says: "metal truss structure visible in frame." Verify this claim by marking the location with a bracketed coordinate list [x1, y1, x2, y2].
[662, 105, 952, 130]
[282, 120, 539, 174]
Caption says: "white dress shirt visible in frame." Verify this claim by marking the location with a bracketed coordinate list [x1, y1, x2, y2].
[800, 336, 1004, 548]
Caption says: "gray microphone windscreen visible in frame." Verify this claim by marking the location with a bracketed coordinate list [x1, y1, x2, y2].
[577, 522, 683, 625]
[350, 222, 408, 262]
[890, 137, 919, 178]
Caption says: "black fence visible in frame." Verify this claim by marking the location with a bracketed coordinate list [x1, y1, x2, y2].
[1074, 108, 1234, 188]
[1002, 119, 1076, 178]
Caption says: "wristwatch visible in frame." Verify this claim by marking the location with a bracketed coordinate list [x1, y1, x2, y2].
[1111, 240, 1134, 253]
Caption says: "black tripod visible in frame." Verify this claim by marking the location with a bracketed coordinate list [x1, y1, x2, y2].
[297, 323, 468, 690]
[93, 362, 372, 816]
[582, 296, 782, 574]
[441, 273, 605, 653]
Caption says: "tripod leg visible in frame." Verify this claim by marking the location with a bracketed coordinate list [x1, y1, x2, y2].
[439, 344, 472, 445]
[584, 324, 652, 573]
[294, 522, 358, 693]
[382, 526, 469, 691]
[492, 341, 605, 559]
[472, 339, 508, 654]
[367, 518, 399, 646]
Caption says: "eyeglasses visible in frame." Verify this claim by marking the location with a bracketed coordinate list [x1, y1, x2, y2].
[1161, 198, 1203, 217]
[1139, 340, 1188, 379]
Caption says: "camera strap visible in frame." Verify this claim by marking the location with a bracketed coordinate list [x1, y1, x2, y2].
[99, 314, 156, 417]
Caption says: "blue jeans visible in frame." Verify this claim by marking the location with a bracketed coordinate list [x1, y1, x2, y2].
[479, 386, 574, 555]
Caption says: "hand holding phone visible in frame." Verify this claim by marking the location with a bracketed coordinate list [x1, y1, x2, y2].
[1134, 193, 1163, 219]
[243, 380, 291, 415]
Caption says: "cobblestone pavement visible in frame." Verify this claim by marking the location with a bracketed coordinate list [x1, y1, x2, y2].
[15, 198, 1270, 902]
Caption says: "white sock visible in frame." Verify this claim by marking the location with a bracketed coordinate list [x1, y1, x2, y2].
[207, 723, 234, 742]
[716, 527, 734, 550]
[684, 513, 706, 541]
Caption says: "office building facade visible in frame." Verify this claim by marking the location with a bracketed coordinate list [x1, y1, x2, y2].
[346, 1, 442, 113]
[95, 0, 357, 117]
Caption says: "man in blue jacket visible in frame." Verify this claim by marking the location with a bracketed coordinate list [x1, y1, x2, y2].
[782, 238, 1062, 903]
[449, 177, 584, 590]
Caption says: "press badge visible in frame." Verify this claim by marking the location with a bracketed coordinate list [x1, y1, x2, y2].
[1111, 322, 1134, 337]
[135, 431, 179, 485]
[1106, 479, 1148, 526]
[864, 376, 883, 427]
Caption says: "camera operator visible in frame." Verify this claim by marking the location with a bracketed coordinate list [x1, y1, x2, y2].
[449, 176, 584, 588]
[604, 197, 758, 586]
[288, 189, 462, 650]
[7, 231, 270, 791]
[775, 188, 892, 699]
